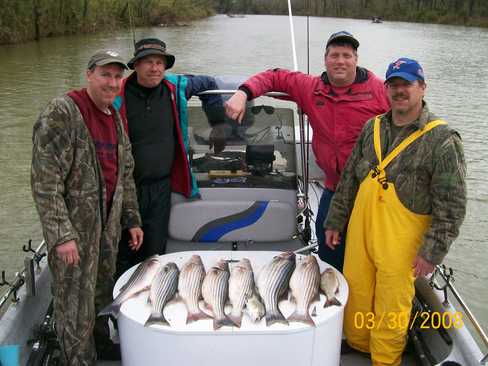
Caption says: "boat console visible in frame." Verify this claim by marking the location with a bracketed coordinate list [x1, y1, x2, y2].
[168, 97, 301, 251]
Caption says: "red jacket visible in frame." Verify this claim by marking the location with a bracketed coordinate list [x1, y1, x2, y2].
[116, 75, 192, 197]
[241, 67, 390, 190]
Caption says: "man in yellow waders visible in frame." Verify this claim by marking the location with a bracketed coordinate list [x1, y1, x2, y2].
[324, 58, 467, 365]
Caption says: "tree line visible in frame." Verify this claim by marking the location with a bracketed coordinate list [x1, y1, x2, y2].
[0, 0, 216, 44]
[2, 0, 487, 44]
[220, 0, 488, 27]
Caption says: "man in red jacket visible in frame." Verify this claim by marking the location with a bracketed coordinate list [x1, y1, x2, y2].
[225, 31, 389, 271]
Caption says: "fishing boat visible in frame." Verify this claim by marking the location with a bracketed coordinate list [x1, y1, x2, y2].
[0, 90, 487, 366]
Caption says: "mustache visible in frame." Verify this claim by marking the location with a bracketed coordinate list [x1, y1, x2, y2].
[392, 93, 407, 100]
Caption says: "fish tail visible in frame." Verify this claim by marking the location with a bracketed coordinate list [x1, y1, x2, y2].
[265, 311, 288, 327]
[324, 297, 341, 308]
[186, 310, 211, 324]
[213, 316, 236, 330]
[144, 313, 169, 327]
[97, 302, 121, 318]
[228, 312, 243, 328]
[287, 310, 316, 327]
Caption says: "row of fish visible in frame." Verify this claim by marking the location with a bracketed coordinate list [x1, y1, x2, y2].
[98, 252, 341, 330]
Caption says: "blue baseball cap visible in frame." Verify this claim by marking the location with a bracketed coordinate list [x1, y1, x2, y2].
[326, 31, 360, 49]
[385, 58, 425, 83]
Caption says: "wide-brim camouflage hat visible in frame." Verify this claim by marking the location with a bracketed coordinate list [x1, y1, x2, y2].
[87, 49, 128, 70]
[127, 38, 175, 70]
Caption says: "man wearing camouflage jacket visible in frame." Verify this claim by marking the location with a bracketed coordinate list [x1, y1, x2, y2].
[31, 50, 143, 365]
[325, 58, 466, 365]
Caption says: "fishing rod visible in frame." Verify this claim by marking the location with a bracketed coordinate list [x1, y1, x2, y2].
[286, 0, 313, 246]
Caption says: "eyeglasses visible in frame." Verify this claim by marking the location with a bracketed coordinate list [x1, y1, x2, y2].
[251, 105, 275, 115]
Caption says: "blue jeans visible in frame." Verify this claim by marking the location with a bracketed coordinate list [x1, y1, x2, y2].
[315, 188, 346, 272]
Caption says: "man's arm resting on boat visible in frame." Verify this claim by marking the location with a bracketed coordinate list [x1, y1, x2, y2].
[417, 131, 467, 265]
[239, 68, 315, 107]
[31, 97, 80, 252]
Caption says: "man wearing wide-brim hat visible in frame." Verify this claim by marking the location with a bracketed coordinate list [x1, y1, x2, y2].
[127, 38, 176, 70]
[113, 38, 222, 277]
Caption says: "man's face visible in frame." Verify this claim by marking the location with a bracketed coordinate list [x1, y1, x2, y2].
[86, 63, 124, 108]
[324, 44, 358, 87]
[386, 78, 426, 115]
[134, 55, 166, 88]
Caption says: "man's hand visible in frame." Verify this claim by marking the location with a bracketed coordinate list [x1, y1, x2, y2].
[56, 240, 80, 265]
[224, 90, 247, 123]
[325, 229, 341, 250]
[128, 227, 144, 251]
[412, 255, 435, 278]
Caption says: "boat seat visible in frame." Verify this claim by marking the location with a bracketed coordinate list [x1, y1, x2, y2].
[169, 188, 296, 242]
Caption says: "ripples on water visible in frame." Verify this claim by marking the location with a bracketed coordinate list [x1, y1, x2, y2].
[0, 15, 487, 331]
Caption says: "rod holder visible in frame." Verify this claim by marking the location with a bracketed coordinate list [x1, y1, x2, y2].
[429, 264, 454, 307]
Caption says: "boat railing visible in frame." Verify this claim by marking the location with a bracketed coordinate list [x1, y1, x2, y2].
[430, 264, 488, 364]
[197, 89, 288, 98]
[0, 240, 47, 311]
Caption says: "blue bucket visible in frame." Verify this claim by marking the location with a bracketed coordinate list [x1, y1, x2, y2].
[0, 345, 20, 366]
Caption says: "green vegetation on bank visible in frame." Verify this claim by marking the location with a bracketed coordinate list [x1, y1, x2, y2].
[2, 0, 488, 44]
[220, 0, 488, 27]
[0, 0, 216, 44]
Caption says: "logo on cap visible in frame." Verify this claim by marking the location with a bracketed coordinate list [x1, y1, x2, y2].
[392, 60, 407, 70]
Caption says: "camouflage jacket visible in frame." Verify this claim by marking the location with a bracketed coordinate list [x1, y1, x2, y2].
[325, 103, 467, 264]
[31, 95, 142, 260]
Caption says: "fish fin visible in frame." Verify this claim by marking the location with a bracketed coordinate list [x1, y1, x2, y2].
[313, 291, 321, 302]
[279, 289, 289, 301]
[288, 292, 294, 303]
[265, 311, 288, 327]
[98, 302, 121, 318]
[287, 310, 316, 327]
[311, 306, 317, 317]
[323, 297, 341, 308]
[144, 313, 169, 327]
[213, 316, 236, 330]
[228, 312, 243, 328]
[186, 310, 211, 324]
[200, 302, 215, 317]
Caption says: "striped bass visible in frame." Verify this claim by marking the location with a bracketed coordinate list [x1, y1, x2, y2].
[228, 258, 255, 327]
[202, 259, 235, 330]
[257, 251, 296, 326]
[288, 255, 320, 326]
[98, 255, 161, 317]
[321, 268, 341, 307]
[145, 262, 179, 327]
[178, 255, 210, 324]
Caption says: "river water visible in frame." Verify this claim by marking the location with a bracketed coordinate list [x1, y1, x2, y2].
[0, 15, 487, 334]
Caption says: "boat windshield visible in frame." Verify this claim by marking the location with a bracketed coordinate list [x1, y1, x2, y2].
[187, 96, 297, 189]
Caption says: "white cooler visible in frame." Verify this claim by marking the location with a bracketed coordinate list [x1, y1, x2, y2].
[114, 251, 349, 366]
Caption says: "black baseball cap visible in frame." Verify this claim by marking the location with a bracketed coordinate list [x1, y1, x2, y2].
[326, 31, 360, 50]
